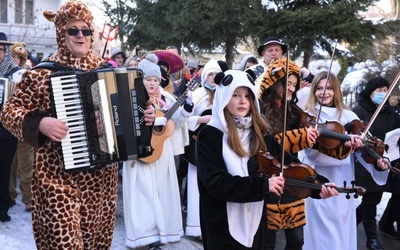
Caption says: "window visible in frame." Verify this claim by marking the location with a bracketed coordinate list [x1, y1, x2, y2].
[0, 0, 7, 23]
[15, 0, 23, 23]
[25, 0, 33, 24]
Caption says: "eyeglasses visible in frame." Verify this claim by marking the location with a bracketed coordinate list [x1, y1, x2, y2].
[66, 28, 92, 37]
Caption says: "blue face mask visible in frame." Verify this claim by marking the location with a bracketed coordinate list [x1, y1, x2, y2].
[372, 92, 385, 105]
[204, 82, 216, 90]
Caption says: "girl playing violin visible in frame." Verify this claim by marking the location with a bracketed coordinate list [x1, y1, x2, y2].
[196, 70, 337, 250]
[298, 71, 365, 249]
[259, 58, 335, 250]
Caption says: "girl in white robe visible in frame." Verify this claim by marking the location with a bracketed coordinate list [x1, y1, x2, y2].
[184, 59, 221, 238]
[298, 71, 367, 250]
[123, 56, 193, 249]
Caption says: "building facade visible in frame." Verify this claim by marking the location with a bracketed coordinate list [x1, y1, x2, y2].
[0, 0, 114, 62]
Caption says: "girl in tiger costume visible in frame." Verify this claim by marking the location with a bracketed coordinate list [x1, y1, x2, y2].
[259, 58, 318, 250]
[259, 58, 357, 249]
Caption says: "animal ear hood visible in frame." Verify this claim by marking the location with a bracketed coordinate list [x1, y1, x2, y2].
[259, 58, 300, 99]
[43, 1, 94, 56]
[209, 70, 259, 132]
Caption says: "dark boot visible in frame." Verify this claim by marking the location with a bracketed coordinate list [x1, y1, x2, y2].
[356, 205, 362, 226]
[379, 198, 397, 239]
[363, 220, 384, 250]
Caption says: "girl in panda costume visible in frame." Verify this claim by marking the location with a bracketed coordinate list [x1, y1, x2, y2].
[196, 70, 337, 249]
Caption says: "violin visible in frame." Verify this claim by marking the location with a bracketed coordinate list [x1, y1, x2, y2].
[254, 151, 366, 199]
[299, 112, 345, 149]
[300, 113, 384, 152]
[348, 120, 385, 163]
[348, 120, 400, 176]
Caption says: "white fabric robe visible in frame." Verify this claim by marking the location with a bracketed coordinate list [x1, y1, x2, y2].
[298, 105, 359, 250]
[185, 86, 211, 237]
[123, 90, 190, 248]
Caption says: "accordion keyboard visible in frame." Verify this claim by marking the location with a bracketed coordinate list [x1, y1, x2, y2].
[51, 73, 91, 171]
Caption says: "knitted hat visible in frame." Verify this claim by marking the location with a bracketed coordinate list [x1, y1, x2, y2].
[259, 58, 300, 99]
[10, 42, 28, 67]
[363, 77, 389, 97]
[138, 53, 161, 82]
[209, 70, 258, 132]
[187, 60, 198, 69]
[201, 59, 221, 85]
[257, 37, 287, 56]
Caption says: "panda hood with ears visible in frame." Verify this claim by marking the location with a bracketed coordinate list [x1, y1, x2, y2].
[209, 70, 258, 133]
[206, 69, 264, 247]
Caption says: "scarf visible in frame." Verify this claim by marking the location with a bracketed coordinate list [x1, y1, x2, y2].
[0, 47, 18, 80]
[232, 115, 253, 129]
[148, 86, 170, 111]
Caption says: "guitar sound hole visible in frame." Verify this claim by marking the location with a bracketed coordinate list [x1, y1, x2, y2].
[153, 125, 164, 133]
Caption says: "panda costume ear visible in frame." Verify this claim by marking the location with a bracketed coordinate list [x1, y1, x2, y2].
[215, 72, 235, 86]
[245, 69, 256, 85]
[215, 72, 225, 85]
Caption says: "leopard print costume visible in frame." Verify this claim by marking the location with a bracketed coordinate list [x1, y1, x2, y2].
[1, 1, 118, 249]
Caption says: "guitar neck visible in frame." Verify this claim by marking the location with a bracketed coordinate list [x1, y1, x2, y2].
[164, 93, 187, 120]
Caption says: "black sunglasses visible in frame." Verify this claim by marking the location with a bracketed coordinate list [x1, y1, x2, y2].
[66, 28, 92, 37]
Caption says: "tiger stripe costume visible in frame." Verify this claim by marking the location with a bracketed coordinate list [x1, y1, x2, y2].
[261, 58, 350, 230]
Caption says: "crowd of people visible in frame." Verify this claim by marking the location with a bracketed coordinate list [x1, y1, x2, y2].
[1, 1, 400, 250]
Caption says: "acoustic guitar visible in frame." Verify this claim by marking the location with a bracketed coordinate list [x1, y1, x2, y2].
[140, 79, 200, 163]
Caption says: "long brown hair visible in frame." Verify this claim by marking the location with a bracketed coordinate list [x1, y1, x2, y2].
[260, 75, 302, 134]
[206, 88, 215, 106]
[223, 90, 270, 157]
[303, 71, 348, 119]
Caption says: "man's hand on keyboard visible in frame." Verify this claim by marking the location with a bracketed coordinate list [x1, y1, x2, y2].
[39, 117, 68, 142]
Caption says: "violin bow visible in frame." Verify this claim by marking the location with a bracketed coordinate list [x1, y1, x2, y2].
[315, 39, 338, 127]
[280, 47, 290, 175]
[360, 72, 400, 139]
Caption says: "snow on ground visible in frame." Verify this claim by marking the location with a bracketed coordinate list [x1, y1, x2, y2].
[0, 181, 393, 249]
[0, 180, 203, 250]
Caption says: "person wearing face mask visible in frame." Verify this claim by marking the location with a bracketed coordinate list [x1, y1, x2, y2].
[180, 59, 221, 240]
[352, 77, 400, 250]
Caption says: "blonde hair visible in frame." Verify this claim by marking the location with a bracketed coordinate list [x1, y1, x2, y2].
[223, 91, 270, 157]
[125, 55, 139, 67]
[303, 71, 348, 119]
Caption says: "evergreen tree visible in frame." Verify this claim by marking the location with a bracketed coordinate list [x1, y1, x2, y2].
[101, 0, 397, 70]
[100, 0, 136, 52]
[251, 0, 388, 66]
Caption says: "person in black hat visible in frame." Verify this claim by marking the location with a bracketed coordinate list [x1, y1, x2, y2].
[352, 77, 400, 249]
[248, 36, 287, 95]
[0, 32, 21, 222]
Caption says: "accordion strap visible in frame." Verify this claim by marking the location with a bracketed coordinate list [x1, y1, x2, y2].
[32, 61, 76, 72]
